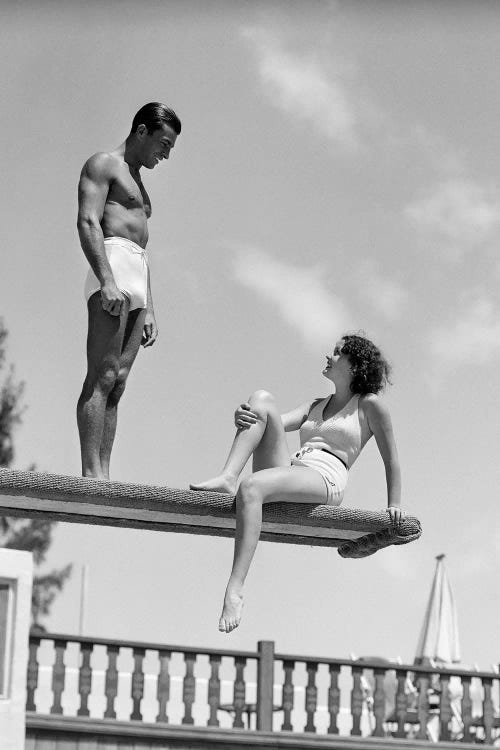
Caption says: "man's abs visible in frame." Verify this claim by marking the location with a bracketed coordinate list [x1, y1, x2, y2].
[101, 202, 149, 248]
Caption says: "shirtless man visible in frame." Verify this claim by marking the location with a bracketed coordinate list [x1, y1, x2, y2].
[76, 102, 181, 478]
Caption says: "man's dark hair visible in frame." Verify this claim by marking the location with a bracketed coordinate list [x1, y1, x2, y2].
[131, 102, 181, 136]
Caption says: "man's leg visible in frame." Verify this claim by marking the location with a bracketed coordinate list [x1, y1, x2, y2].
[77, 293, 130, 478]
[100, 307, 147, 479]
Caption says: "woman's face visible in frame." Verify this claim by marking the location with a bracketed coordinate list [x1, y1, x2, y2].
[322, 339, 352, 383]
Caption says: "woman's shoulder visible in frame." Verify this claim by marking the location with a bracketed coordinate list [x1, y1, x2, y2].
[359, 392, 391, 420]
[359, 392, 379, 404]
[359, 392, 383, 411]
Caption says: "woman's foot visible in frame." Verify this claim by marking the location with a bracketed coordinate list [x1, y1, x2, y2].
[190, 474, 237, 494]
[218, 590, 244, 633]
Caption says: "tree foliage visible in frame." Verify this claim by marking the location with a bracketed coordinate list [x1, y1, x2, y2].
[0, 318, 72, 631]
[0, 322, 24, 467]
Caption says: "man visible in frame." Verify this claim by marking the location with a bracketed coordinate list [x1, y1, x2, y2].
[76, 103, 181, 478]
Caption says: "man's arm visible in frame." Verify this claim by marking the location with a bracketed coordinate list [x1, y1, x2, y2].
[77, 153, 125, 316]
[142, 268, 159, 347]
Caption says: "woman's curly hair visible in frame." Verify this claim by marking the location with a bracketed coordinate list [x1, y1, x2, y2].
[341, 334, 391, 395]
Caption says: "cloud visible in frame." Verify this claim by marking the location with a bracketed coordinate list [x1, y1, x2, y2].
[356, 260, 408, 321]
[230, 247, 352, 350]
[241, 26, 358, 150]
[405, 179, 500, 248]
[429, 297, 500, 370]
[407, 125, 466, 177]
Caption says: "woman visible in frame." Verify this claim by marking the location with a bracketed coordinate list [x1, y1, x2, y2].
[191, 334, 402, 633]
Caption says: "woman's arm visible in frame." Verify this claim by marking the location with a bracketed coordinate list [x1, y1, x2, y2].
[363, 394, 402, 524]
[235, 398, 320, 432]
[281, 399, 320, 432]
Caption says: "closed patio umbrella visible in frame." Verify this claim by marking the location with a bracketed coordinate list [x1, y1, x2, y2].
[413, 555, 463, 742]
[414, 554, 460, 666]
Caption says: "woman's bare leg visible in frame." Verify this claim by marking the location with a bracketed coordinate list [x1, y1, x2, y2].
[219, 464, 329, 633]
[190, 390, 290, 493]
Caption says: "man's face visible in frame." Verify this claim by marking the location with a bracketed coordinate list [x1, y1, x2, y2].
[138, 123, 178, 169]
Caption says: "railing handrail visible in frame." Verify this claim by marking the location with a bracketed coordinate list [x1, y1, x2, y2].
[29, 632, 258, 661]
[274, 651, 499, 681]
[26, 632, 500, 744]
[30, 632, 499, 681]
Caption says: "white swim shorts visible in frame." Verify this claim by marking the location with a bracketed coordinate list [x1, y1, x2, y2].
[84, 236, 148, 311]
[291, 446, 348, 506]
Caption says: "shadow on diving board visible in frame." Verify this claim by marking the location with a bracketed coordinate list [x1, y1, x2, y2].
[0, 469, 422, 558]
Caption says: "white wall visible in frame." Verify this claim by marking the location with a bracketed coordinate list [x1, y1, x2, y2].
[0, 549, 33, 750]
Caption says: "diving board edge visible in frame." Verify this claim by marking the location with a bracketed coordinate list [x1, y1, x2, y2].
[0, 469, 422, 552]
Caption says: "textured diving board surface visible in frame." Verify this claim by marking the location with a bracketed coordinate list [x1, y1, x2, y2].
[0, 469, 422, 557]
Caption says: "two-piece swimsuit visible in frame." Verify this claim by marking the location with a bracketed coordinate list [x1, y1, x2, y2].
[84, 236, 148, 311]
[291, 394, 369, 506]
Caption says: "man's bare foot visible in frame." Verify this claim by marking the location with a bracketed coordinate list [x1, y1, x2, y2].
[82, 470, 108, 480]
[190, 474, 237, 494]
[218, 591, 243, 633]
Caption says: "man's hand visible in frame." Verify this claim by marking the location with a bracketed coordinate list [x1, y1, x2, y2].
[142, 311, 158, 347]
[234, 403, 258, 429]
[101, 281, 125, 316]
[387, 505, 404, 527]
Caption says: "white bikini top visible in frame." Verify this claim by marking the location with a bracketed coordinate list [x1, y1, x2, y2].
[299, 394, 371, 468]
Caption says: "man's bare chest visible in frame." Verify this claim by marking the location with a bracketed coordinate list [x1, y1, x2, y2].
[107, 172, 152, 217]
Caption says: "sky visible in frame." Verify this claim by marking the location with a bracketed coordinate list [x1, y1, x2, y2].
[1, 0, 499, 671]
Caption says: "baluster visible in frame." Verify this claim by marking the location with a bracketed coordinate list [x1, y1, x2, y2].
[50, 638, 67, 715]
[256, 640, 274, 731]
[304, 661, 318, 733]
[281, 660, 294, 731]
[207, 655, 221, 727]
[437, 674, 452, 741]
[439, 674, 452, 741]
[372, 668, 386, 737]
[156, 649, 170, 723]
[130, 647, 145, 721]
[26, 637, 40, 712]
[104, 644, 119, 719]
[350, 665, 364, 736]
[232, 656, 246, 729]
[461, 676, 472, 743]
[77, 642, 93, 717]
[393, 669, 408, 738]
[482, 678, 494, 744]
[327, 664, 340, 734]
[416, 673, 430, 740]
[182, 652, 196, 725]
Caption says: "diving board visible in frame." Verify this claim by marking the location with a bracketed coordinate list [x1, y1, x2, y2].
[0, 469, 422, 557]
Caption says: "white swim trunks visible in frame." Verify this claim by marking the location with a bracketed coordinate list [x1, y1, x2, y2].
[84, 236, 148, 311]
[291, 446, 348, 506]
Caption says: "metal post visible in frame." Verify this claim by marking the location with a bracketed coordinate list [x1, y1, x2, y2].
[256, 640, 274, 731]
[79, 564, 89, 635]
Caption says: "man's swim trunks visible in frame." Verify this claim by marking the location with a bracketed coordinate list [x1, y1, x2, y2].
[84, 236, 148, 311]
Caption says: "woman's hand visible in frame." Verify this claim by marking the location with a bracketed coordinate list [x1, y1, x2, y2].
[387, 505, 404, 527]
[234, 403, 258, 429]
